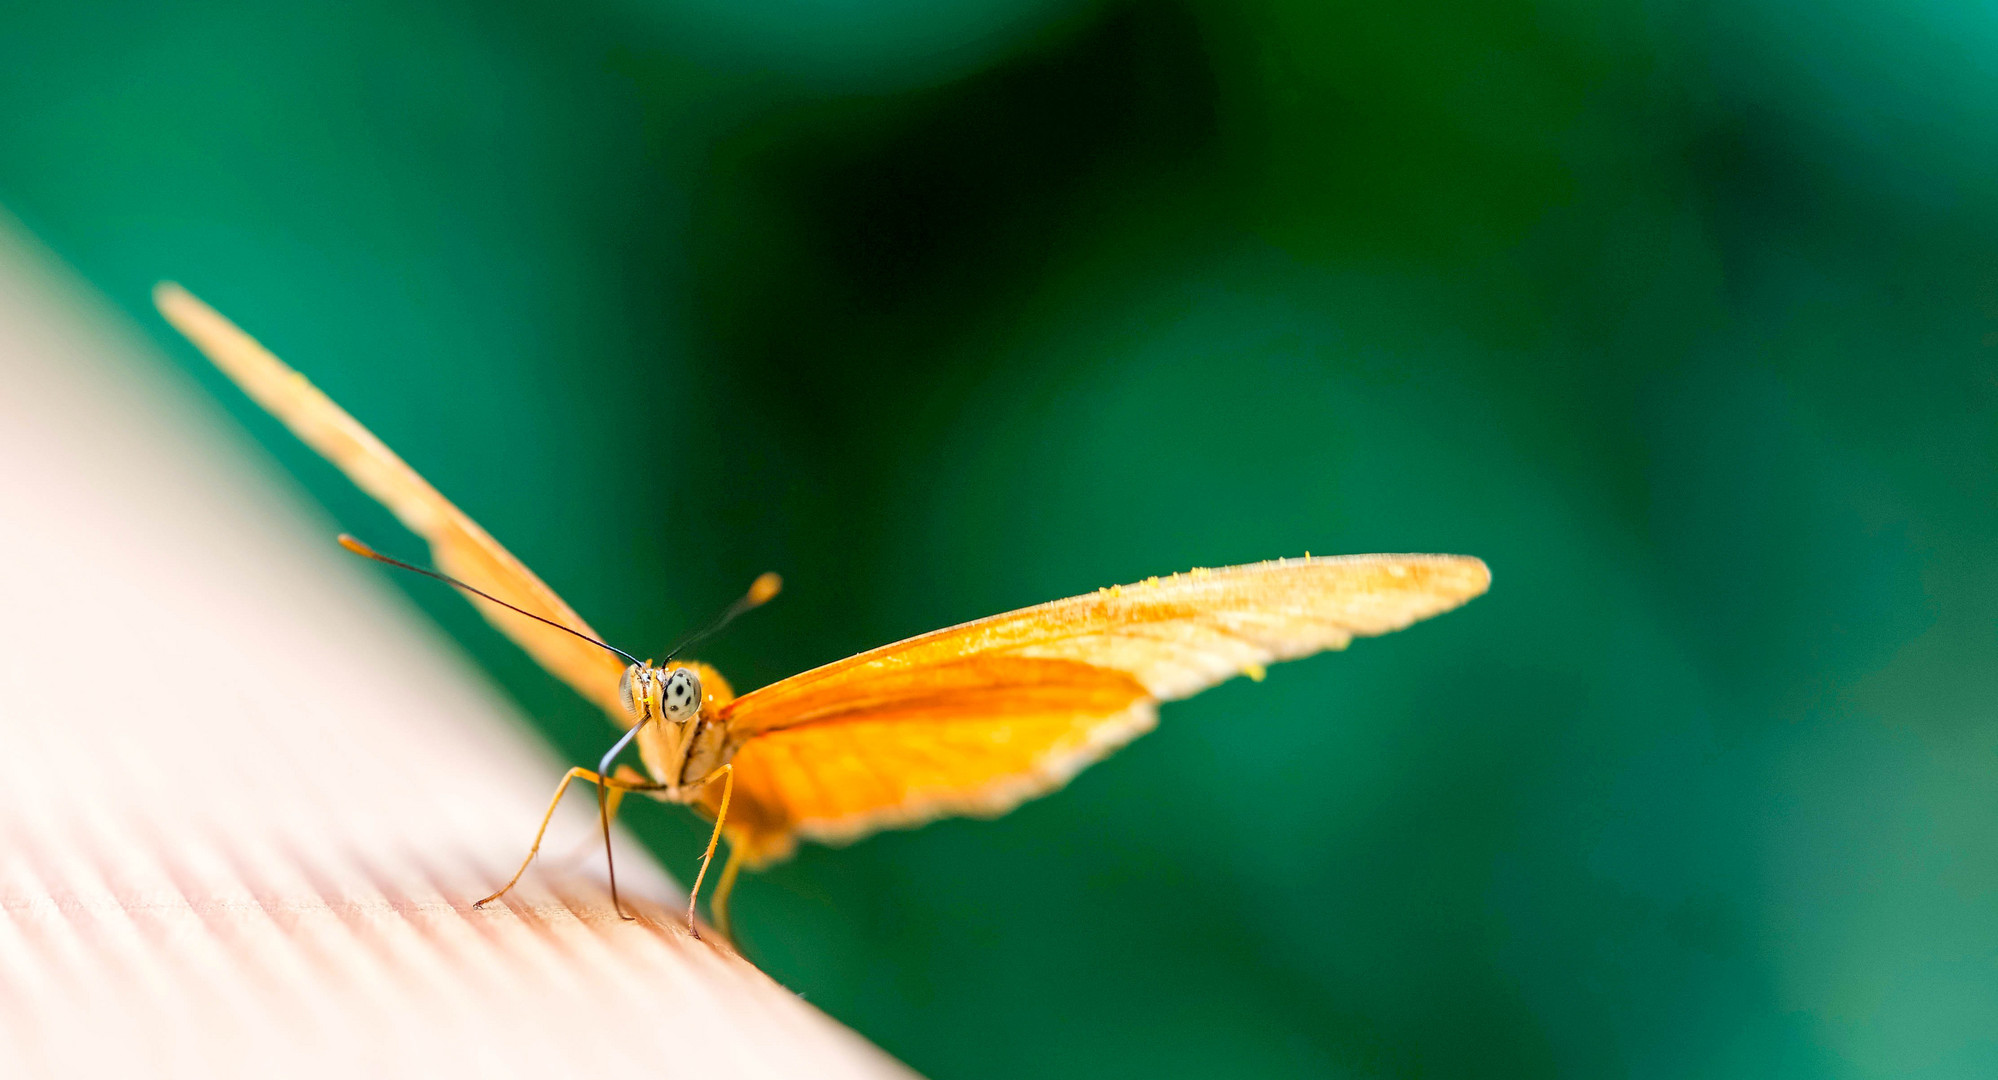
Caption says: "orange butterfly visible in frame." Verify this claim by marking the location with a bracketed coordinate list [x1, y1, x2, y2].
[155, 283, 1491, 940]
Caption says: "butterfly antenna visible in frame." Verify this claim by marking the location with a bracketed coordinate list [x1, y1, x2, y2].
[337, 534, 642, 667]
[662, 572, 782, 662]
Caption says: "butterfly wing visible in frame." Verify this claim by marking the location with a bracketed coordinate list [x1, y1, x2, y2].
[155, 288, 1488, 866]
[155, 283, 629, 719]
[709, 555, 1489, 864]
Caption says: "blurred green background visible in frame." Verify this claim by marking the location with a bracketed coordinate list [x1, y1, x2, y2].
[6, 0, 1997, 1075]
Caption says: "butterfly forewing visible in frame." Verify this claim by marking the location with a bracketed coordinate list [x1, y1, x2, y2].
[707, 555, 1489, 862]
[724, 555, 1489, 732]
[155, 284, 630, 718]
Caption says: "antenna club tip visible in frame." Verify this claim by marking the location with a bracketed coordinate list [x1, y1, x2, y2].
[337, 534, 378, 559]
[152, 280, 205, 319]
[748, 572, 782, 606]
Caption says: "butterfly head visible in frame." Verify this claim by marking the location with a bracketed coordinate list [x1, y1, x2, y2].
[619, 663, 705, 724]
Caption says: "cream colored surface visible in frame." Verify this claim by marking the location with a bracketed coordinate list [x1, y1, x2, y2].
[0, 229, 917, 1079]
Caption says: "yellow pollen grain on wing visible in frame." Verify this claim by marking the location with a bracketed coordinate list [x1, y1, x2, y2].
[1243, 663, 1267, 682]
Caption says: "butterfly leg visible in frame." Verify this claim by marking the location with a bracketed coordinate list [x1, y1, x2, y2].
[545, 765, 652, 869]
[710, 843, 747, 944]
[594, 718, 653, 920]
[683, 764, 734, 939]
[476, 766, 666, 910]
[597, 774, 623, 920]
[542, 765, 646, 871]
[595, 765, 649, 838]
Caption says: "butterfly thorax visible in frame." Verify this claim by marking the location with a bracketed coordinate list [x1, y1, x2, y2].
[628, 660, 736, 802]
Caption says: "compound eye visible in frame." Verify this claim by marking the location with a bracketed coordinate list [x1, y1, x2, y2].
[661, 667, 703, 722]
[617, 664, 642, 719]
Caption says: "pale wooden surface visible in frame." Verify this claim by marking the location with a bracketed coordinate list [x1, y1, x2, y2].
[0, 226, 919, 1079]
